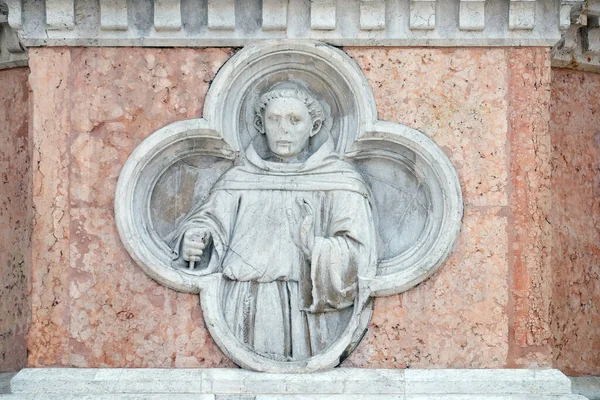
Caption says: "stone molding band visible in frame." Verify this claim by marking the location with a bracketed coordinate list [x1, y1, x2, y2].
[0, 0, 589, 47]
[6, 0, 568, 46]
[1, 0, 599, 73]
[5, 368, 587, 399]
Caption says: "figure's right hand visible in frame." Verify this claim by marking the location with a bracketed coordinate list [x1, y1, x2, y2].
[182, 227, 211, 265]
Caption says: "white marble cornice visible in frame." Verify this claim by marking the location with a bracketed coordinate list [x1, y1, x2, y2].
[1, 0, 599, 73]
[0, 1, 26, 70]
[2, 0, 571, 47]
[552, 0, 600, 72]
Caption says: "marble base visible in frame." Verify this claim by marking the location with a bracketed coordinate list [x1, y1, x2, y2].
[0, 368, 588, 399]
[0, 373, 15, 395]
[570, 377, 600, 400]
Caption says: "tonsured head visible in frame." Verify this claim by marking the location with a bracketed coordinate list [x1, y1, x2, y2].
[254, 84, 324, 161]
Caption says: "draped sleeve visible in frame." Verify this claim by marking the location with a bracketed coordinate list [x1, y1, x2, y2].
[308, 190, 377, 313]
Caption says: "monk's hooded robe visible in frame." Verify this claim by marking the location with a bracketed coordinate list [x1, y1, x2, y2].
[171, 136, 377, 361]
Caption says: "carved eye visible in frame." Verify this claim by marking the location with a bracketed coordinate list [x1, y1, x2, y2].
[290, 115, 301, 125]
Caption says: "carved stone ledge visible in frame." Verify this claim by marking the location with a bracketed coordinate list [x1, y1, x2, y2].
[1, 0, 598, 76]
[4, 0, 569, 47]
[0, 1, 26, 70]
[3, 368, 587, 399]
[553, 0, 600, 73]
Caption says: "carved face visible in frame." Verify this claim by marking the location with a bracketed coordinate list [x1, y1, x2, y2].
[263, 97, 315, 160]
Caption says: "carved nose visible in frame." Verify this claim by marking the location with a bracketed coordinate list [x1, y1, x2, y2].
[279, 119, 292, 132]
[280, 123, 290, 135]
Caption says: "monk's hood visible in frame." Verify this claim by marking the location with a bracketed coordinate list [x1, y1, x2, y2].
[211, 137, 370, 196]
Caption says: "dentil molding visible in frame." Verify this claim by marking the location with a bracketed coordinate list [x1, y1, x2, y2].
[1, 0, 600, 73]
[0, 0, 589, 47]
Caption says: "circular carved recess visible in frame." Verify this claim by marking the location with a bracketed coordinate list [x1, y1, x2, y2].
[348, 122, 463, 297]
[115, 120, 235, 293]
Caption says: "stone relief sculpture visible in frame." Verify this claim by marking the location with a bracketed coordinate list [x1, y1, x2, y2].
[115, 41, 463, 372]
[168, 82, 378, 361]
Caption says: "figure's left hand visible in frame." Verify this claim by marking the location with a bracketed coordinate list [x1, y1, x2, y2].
[287, 198, 315, 258]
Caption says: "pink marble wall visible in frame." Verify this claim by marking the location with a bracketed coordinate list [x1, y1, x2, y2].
[549, 68, 600, 376]
[27, 48, 235, 368]
[506, 49, 553, 367]
[26, 47, 556, 369]
[342, 48, 552, 368]
[0, 67, 31, 372]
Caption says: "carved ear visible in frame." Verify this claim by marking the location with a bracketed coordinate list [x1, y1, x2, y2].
[254, 115, 265, 134]
[310, 119, 322, 137]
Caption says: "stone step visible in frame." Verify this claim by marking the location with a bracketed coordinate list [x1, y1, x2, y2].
[0, 373, 15, 395]
[1, 368, 589, 399]
[571, 377, 600, 400]
[0, 394, 590, 400]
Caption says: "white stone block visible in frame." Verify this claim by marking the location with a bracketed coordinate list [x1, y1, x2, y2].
[10, 368, 204, 394]
[45, 0, 74, 30]
[360, 0, 385, 30]
[257, 396, 404, 400]
[154, 0, 181, 31]
[410, 0, 436, 30]
[459, 0, 485, 31]
[94, 369, 204, 393]
[100, 0, 128, 31]
[405, 396, 588, 400]
[201, 369, 404, 394]
[4, 0, 22, 30]
[208, 0, 235, 30]
[586, 27, 600, 54]
[311, 0, 336, 30]
[5, 368, 586, 399]
[570, 375, 600, 400]
[0, 395, 215, 399]
[0, 373, 14, 395]
[262, 0, 287, 31]
[509, 0, 536, 30]
[404, 369, 573, 395]
[0, 396, 589, 400]
[560, 3, 574, 30]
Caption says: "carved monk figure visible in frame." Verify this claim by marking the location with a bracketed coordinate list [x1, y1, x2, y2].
[170, 82, 377, 361]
